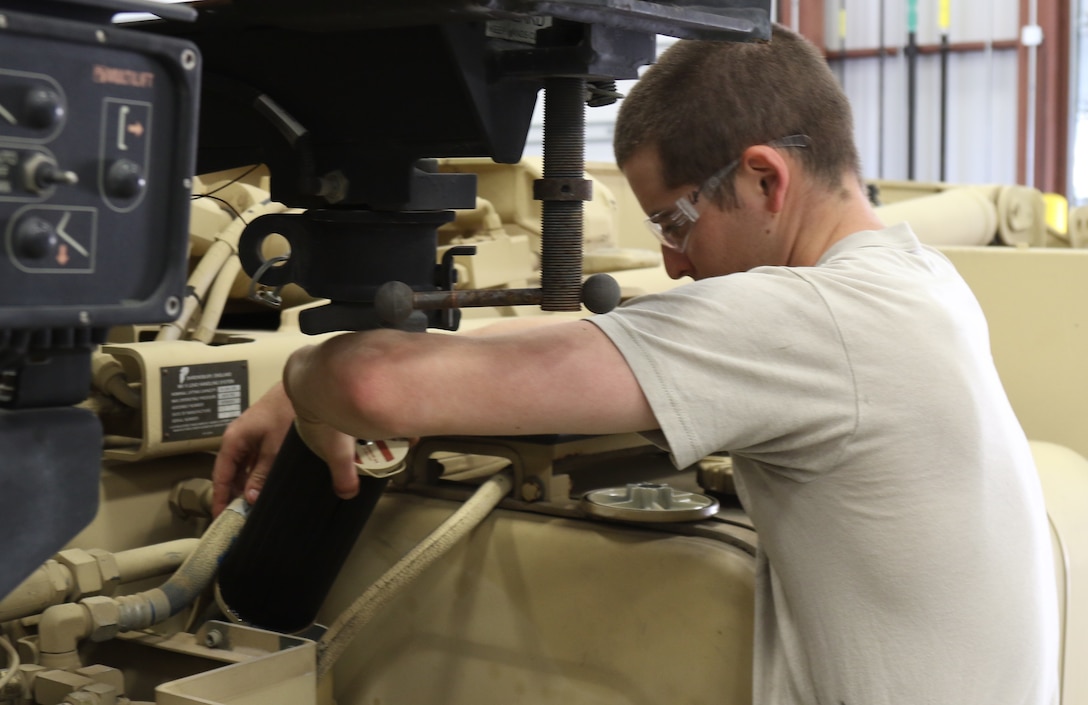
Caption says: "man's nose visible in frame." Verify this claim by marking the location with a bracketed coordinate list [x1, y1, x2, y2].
[662, 247, 692, 280]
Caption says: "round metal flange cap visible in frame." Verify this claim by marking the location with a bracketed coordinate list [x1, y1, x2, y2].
[582, 482, 719, 523]
[355, 438, 412, 478]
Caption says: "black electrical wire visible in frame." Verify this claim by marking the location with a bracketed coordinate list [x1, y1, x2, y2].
[198, 164, 261, 198]
[189, 193, 247, 224]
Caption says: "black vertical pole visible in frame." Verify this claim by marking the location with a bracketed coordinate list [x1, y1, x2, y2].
[878, 0, 886, 178]
[906, 0, 918, 180]
[938, 0, 951, 181]
[939, 31, 949, 181]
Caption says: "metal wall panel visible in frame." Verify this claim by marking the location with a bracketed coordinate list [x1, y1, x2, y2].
[526, 3, 1023, 189]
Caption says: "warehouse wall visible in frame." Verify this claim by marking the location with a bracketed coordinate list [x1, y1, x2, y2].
[524, 1, 1040, 193]
[829, 0, 1021, 185]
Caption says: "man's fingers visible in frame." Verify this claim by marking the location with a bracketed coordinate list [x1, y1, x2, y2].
[242, 466, 266, 504]
[242, 441, 281, 504]
[295, 417, 361, 500]
[211, 480, 232, 517]
[241, 437, 283, 504]
[211, 441, 250, 516]
[330, 459, 360, 500]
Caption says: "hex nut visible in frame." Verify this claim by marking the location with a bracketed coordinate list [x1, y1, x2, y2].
[42, 561, 71, 597]
[86, 550, 120, 596]
[204, 628, 224, 648]
[75, 681, 119, 705]
[34, 669, 93, 705]
[169, 478, 213, 519]
[54, 550, 102, 601]
[81, 597, 120, 643]
[74, 665, 123, 693]
[18, 664, 47, 693]
[519, 477, 544, 503]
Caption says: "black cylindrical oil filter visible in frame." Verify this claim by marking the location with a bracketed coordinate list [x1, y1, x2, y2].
[215, 425, 388, 634]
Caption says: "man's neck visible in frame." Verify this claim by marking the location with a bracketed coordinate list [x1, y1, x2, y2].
[781, 177, 884, 267]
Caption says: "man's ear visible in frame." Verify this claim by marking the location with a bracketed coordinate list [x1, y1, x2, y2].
[739, 145, 790, 214]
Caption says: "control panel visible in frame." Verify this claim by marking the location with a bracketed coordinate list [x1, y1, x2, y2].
[0, 7, 199, 331]
[0, 0, 199, 602]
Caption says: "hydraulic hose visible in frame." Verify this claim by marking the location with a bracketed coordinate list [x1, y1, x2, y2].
[158, 201, 287, 341]
[90, 354, 142, 409]
[115, 498, 247, 629]
[192, 256, 242, 343]
[37, 499, 247, 669]
[0, 539, 198, 623]
[0, 635, 18, 693]
[316, 471, 513, 678]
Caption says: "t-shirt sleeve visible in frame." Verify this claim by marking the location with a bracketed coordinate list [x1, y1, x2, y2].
[588, 269, 858, 475]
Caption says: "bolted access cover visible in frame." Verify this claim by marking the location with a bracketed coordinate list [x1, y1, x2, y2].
[582, 482, 719, 523]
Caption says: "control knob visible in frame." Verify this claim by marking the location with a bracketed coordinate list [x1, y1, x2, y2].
[23, 88, 64, 130]
[13, 216, 58, 260]
[105, 159, 146, 199]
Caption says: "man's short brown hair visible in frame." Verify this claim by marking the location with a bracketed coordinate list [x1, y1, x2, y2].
[614, 24, 862, 206]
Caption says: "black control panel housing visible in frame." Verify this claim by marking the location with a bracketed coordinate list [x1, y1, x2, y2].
[0, 1, 199, 602]
[0, 6, 199, 332]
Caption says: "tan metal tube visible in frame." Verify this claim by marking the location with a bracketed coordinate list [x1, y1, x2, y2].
[192, 256, 242, 343]
[0, 562, 71, 623]
[35, 501, 246, 670]
[90, 354, 142, 409]
[0, 540, 198, 624]
[112, 539, 200, 584]
[116, 499, 246, 630]
[159, 201, 287, 341]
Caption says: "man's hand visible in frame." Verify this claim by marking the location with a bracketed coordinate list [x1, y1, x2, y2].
[292, 414, 360, 501]
[283, 344, 361, 501]
[211, 381, 295, 515]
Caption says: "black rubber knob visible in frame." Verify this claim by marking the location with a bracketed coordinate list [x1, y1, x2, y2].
[106, 159, 146, 199]
[374, 280, 415, 325]
[581, 273, 622, 314]
[24, 88, 64, 130]
[14, 216, 57, 260]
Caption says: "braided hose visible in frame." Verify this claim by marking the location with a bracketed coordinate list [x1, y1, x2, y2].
[116, 498, 247, 629]
[316, 472, 513, 678]
[38, 499, 248, 669]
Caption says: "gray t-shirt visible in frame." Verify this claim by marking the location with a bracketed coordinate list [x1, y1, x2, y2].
[590, 223, 1059, 705]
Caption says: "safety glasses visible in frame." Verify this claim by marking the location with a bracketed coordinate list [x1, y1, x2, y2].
[645, 134, 811, 253]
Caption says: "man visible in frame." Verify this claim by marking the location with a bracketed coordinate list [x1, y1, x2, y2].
[213, 25, 1059, 705]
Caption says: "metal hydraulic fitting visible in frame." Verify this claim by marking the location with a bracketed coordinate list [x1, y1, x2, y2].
[64, 681, 120, 705]
[74, 665, 124, 693]
[37, 603, 91, 670]
[53, 550, 102, 601]
[169, 478, 214, 519]
[80, 597, 120, 643]
[4, 663, 45, 702]
[33, 669, 95, 705]
[85, 551, 120, 596]
[38, 562, 70, 602]
[52, 550, 119, 601]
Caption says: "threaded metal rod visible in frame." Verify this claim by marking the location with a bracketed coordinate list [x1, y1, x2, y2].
[540, 77, 586, 312]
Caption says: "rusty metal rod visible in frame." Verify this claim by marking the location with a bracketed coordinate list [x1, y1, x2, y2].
[375, 275, 620, 326]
